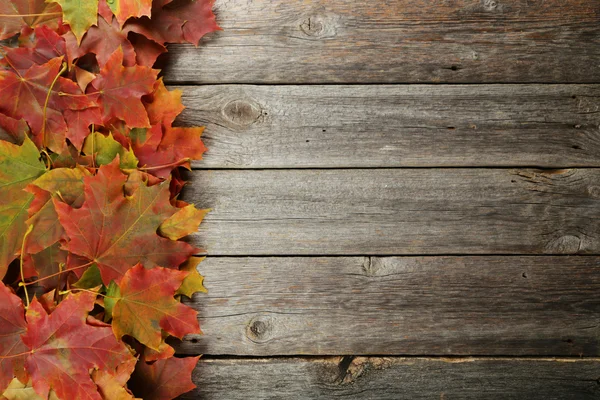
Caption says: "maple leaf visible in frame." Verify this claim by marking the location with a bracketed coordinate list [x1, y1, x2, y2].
[0, 283, 28, 394]
[21, 290, 135, 400]
[0, 137, 46, 278]
[22, 243, 67, 290]
[128, 32, 166, 67]
[90, 47, 157, 129]
[92, 370, 137, 400]
[0, 26, 66, 74]
[0, 57, 98, 152]
[106, 0, 152, 27]
[176, 257, 207, 298]
[64, 107, 103, 150]
[0, 1, 62, 41]
[143, 78, 184, 127]
[131, 124, 207, 178]
[125, 0, 220, 46]
[0, 114, 28, 144]
[129, 356, 200, 400]
[82, 131, 138, 169]
[159, 204, 208, 241]
[24, 167, 87, 254]
[64, 14, 136, 68]
[107, 264, 200, 350]
[50, 0, 98, 44]
[1, 378, 60, 400]
[55, 161, 197, 284]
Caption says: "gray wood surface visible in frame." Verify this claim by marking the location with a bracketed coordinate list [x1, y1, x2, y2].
[162, 0, 600, 84]
[184, 357, 600, 399]
[176, 84, 600, 168]
[179, 256, 600, 356]
[185, 168, 600, 255]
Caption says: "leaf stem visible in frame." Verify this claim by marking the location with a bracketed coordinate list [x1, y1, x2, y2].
[0, 350, 32, 360]
[61, 288, 109, 298]
[137, 158, 191, 171]
[22, 261, 94, 287]
[0, 13, 62, 17]
[18, 225, 34, 308]
[41, 62, 68, 142]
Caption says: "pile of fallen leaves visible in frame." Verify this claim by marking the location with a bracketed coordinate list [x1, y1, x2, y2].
[0, 1, 219, 399]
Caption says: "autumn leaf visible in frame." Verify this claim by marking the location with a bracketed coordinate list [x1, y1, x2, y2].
[106, 0, 152, 27]
[0, 57, 98, 152]
[21, 291, 135, 400]
[90, 47, 157, 129]
[0, 114, 28, 144]
[72, 264, 104, 289]
[159, 205, 208, 241]
[125, 0, 220, 46]
[24, 167, 87, 254]
[64, 107, 103, 150]
[0, 26, 66, 74]
[0, 137, 46, 278]
[176, 257, 207, 298]
[92, 370, 137, 400]
[82, 131, 138, 169]
[0, 1, 62, 41]
[1, 378, 61, 400]
[64, 14, 137, 68]
[131, 124, 207, 178]
[50, 0, 98, 43]
[129, 356, 200, 400]
[108, 264, 200, 350]
[22, 243, 67, 290]
[143, 78, 184, 126]
[55, 161, 197, 284]
[0, 283, 28, 394]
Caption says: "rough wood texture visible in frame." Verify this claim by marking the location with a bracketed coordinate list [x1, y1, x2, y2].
[163, 0, 600, 84]
[185, 168, 600, 255]
[176, 84, 600, 168]
[183, 357, 600, 399]
[179, 256, 600, 356]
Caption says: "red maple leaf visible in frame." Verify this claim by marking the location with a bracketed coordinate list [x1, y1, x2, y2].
[21, 290, 135, 400]
[0, 283, 28, 394]
[64, 15, 136, 68]
[130, 356, 200, 400]
[0, 57, 97, 151]
[0, 26, 66, 74]
[124, 0, 220, 46]
[108, 264, 200, 349]
[0, 0, 62, 41]
[55, 160, 197, 284]
[89, 47, 157, 129]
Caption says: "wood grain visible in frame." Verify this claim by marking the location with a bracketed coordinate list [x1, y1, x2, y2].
[162, 0, 600, 84]
[183, 357, 600, 399]
[179, 256, 600, 356]
[176, 84, 600, 168]
[184, 169, 600, 255]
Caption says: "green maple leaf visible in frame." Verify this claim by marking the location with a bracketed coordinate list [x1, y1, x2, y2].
[48, 0, 99, 43]
[0, 137, 46, 279]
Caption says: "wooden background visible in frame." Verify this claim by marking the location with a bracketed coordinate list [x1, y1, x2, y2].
[167, 0, 600, 398]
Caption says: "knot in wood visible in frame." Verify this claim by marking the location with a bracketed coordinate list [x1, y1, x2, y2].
[299, 14, 338, 39]
[587, 185, 600, 198]
[546, 235, 582, 254]
[222, 99, 263, 127]
[482, 0, 500, 11]
[246, 315, 274, 343]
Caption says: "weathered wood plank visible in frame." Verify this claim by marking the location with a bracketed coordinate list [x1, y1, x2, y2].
[177, 84, 600, 168]
[179, 256, 600, 356]
[185, 169, 600, 255]
[163, 0, 600, 84]
[183, 357, 600, 399]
